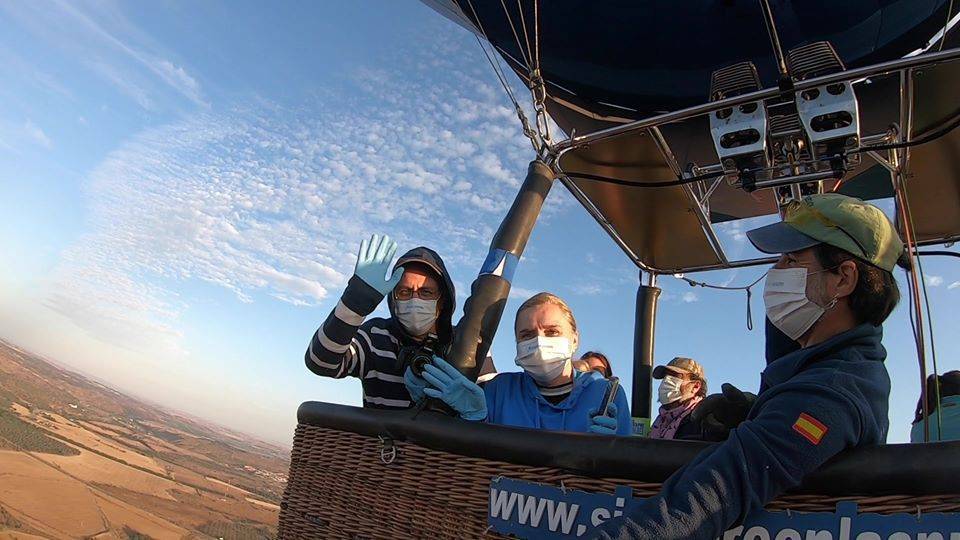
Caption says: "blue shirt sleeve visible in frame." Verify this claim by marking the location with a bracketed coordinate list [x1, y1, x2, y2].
[483, 377, 500, 424]
[614, 386, 632, 435]
[591, 383, 863, 539]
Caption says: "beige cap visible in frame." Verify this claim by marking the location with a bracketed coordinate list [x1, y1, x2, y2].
[653, 357, 706, 387]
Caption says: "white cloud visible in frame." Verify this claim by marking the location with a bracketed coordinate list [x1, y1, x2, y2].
[1, 1, 206, 109]
[0, 48, 75, 101]
[509, 286, 539, 300]
[23, 120, 52, 148]
[473, 151, 516, 186]
[86, 60, 155, 110]
[44, 30, 537, 354]
[57, 0, 206, 106]
[571, 283, 602, 296]
[152, 59, 204, 106]
[925, 275, 944, 287]
[682, 292, 699, 303]
[949, 281, 960, 290]
[717, 219, 747, 242]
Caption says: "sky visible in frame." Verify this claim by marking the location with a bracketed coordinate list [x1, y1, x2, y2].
[0, 0, 957, 447]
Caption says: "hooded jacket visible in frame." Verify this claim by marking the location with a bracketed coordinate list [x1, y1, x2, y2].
[484, 370, 632, 435]
[387, 247, 456, 348]
[305, 246, 456, 410]
[594, 323, 890, 539]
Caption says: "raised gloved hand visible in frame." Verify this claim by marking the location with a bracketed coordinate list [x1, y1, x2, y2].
[403, 367, 428, 403]
[589, 403, 619, 435]
[421, 357, 487, 421]
[689, 383, 757, 442]
[353, 234, 404, 297]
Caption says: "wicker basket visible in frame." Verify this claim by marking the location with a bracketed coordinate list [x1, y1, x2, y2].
[278, 423, 960, 539]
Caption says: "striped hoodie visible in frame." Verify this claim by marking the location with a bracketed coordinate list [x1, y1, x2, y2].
[304, 247, 456, 410]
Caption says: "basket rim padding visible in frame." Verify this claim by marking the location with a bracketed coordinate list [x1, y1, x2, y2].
[297, 400, 960, 496]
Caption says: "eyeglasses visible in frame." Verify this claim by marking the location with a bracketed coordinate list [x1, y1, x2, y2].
[394, 287, 440, 301]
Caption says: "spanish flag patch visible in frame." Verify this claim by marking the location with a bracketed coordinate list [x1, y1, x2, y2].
[793, 413, 828, 445]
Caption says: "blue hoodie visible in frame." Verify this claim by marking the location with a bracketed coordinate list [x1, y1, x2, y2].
[911, 395, 960, 443]
[593, 323, 890, 539]
[484, 369, 632, 435]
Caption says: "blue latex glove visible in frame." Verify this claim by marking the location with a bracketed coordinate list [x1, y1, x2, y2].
[589, 403, 619, 435]
[403, 367, 428, 403]
[353, 234, 404, 297]
[421, 357, 487, 421]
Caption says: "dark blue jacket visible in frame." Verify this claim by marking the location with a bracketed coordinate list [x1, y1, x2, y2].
[593, 323, 891, 539]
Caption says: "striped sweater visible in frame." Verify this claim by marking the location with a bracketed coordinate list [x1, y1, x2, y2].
[305, 275, 418, 409]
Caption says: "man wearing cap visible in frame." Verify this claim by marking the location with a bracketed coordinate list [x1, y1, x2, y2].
[592, 194, 903, 539]
[649, 358, 707, 440]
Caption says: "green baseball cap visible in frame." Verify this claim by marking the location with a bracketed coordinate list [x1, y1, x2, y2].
[746, 193, 905, 272]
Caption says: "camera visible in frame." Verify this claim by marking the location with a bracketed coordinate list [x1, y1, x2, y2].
[397, 334, 444, 376]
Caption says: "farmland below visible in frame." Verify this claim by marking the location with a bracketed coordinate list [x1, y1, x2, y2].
[0, 339, 289, 539]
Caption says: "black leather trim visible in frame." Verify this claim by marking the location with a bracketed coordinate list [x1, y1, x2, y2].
[297, 401, 960, 496]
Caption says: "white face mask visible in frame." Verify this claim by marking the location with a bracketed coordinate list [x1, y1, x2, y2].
[515, 336, 573, 385]
[763, 267, 836, 341]
[394, 299, 438, 336]
[658, 375, 685, 405]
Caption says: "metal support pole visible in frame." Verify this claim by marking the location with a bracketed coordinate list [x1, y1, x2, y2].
[449, 160, 556, 380]
[889, 136, 931, 441]
[899, 68, 915, 176]
[631, 272, 661, 436]
[758, 0, 791, 83]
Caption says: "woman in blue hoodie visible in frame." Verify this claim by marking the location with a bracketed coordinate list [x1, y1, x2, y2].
[407, 292, 632, 435]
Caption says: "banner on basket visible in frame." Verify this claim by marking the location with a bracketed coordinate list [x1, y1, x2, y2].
[488, 476, 960, 539]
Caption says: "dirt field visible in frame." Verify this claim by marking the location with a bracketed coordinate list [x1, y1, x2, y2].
[0, 341, 289, 539]
[0, 450, 190, 538]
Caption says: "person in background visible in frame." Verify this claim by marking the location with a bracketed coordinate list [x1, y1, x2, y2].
[574, 351, 613, 378]
[304, 234, 456, 410]
[407, 292, 632, 435]
[593, 193, 903, 539]
[911, 370, 960, 442]
[649, 357, 707, 440]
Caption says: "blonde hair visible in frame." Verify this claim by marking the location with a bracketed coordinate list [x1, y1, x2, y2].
[516, 292, 578, 336]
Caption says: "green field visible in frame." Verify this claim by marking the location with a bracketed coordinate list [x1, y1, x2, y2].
[0, 410, 80, 456]
[198, 520, 274, 540]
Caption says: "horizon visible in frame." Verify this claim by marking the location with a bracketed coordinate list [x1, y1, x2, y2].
[2, 1, 958, 447]
[0, 336, 288, 450]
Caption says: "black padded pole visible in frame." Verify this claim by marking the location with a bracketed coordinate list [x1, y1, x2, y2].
[631, 283, 661, 436]
[450, 160, 556, 380]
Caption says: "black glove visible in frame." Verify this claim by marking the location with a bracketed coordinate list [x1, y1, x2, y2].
[689, 383, 757, 442]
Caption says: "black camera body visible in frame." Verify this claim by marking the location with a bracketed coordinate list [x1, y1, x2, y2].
[396, 335, 457, 416]
[397, 334, 446, 376]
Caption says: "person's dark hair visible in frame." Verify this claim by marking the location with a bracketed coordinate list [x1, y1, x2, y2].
[813, 243, 899, 326]
[914, 371, 960, 424]
[579, 351, 612, 377]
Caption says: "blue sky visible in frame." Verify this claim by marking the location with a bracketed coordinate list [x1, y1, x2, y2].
[1, 1, 957, 446]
